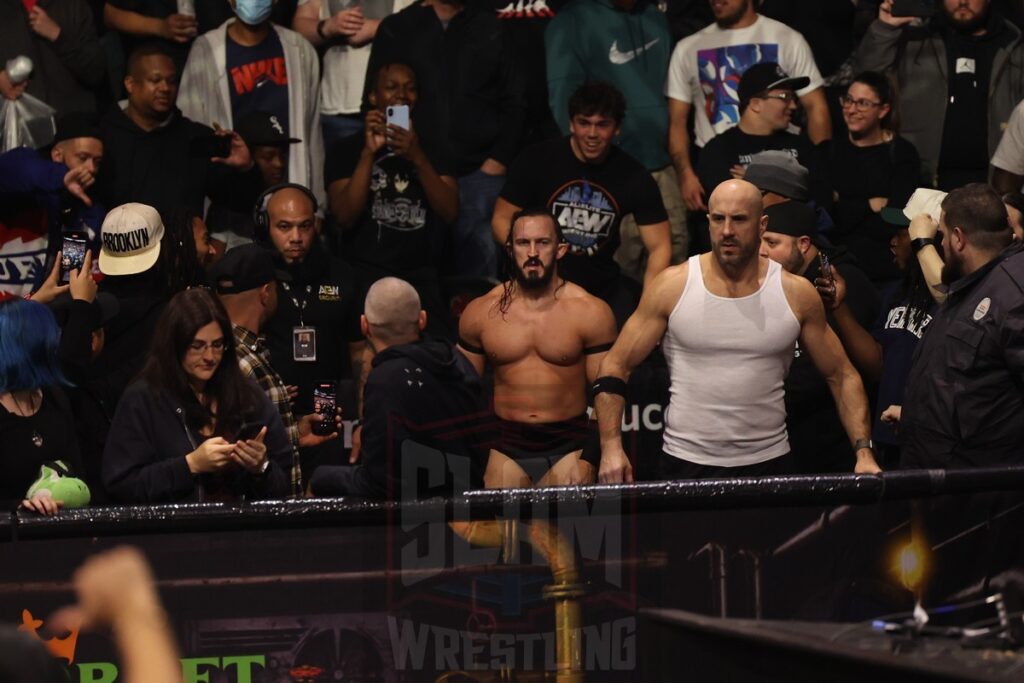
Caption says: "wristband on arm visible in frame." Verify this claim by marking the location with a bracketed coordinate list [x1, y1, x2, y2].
[592, 376, 627, 398]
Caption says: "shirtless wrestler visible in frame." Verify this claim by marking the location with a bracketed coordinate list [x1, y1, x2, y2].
[458, 209, 618, 488]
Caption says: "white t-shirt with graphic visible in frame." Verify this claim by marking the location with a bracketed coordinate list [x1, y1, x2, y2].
[303, 0, 415, 115]
[665, 15, 823, 148]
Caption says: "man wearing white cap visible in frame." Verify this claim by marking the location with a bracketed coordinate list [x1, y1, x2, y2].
[93, 203, 169, 405]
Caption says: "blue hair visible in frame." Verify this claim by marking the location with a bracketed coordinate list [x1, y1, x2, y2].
[0, 298, 69, 393]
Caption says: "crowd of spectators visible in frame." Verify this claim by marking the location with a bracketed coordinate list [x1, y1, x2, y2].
[2, 0, 1024, 514]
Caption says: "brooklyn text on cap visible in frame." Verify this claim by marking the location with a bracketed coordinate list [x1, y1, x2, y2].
[737, 62, 811, 109]
[880, 188, 948, 227]
[744, 150, 809, 201]
[98, 203, 164, 276]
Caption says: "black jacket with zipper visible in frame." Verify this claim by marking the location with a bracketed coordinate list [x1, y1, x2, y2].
[103, 379, 292, 503]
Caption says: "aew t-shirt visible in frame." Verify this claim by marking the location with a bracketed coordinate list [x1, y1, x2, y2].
[226, 30, 290, 139]
[500, 137, 667, 294]
[325, 134, 453, 274]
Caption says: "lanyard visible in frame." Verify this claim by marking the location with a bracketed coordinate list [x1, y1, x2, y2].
[281, 282, 313, 326]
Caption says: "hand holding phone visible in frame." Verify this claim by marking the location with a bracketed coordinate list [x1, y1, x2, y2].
[386, 104, 410, 131]
[60, 233, 88, 284]
[311, 382, 338, 436]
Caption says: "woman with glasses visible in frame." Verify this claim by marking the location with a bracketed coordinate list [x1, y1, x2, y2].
[827, 71, 922, 284]
[103, 288, 291, 503]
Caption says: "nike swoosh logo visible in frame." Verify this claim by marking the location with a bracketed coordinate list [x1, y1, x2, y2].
[608, 38, 660, 65]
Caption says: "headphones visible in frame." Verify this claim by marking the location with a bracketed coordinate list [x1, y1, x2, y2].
[252, 182, 320, 242]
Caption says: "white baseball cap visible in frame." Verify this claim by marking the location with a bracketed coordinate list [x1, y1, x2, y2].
[99, 203, 164, 276]
[881, 188, 948, 227]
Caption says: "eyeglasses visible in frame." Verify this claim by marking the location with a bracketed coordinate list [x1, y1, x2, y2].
[839, 95, 882, 111]
[187, 338, 227, 355]
[757, 91, 797, 103]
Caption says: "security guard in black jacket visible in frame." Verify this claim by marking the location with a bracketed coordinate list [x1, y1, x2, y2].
[901, 184, 1024, 469]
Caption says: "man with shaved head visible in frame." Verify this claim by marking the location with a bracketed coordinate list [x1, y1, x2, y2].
[259, 183, 362, 483]
[594, 179, 881, 481]
[309, 277, 483, 498]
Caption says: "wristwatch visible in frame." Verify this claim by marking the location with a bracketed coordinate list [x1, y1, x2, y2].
[911, 237, 935, 254]
[852, 438, 875, 453]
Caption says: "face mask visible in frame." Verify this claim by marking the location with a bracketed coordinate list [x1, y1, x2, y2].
[234, 0, 272, 25]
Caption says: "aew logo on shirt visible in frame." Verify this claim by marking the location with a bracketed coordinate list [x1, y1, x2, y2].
[318, 284, 340, 301]
[550, 180, 618, 256]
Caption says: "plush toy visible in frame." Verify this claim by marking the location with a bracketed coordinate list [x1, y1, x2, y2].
[25, 461, 91, 508]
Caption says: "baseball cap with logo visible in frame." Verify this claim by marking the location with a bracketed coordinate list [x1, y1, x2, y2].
[880, 188, 948, 228]
[235, 112, 301, 147]
[738, 62, 811, 111]
[211, 243, 290, 294]
[99, 203, 164, 276]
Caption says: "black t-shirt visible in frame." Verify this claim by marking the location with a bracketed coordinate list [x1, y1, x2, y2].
[500, 137, 667, 294]
[226, 30, 290, 141]
[937, 25, 1007, 190]
[263, 243, 362, 416]
[697, 127, 832, 208]
[0, 387, 85, 510]
[325, 134, 453, 275]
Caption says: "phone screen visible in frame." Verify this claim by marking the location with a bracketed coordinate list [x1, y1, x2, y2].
[189, 134, 232, 159]
[60, 233, 88, 283]
[386, 105, 410, 131]
[312, 382, 337, 436]
[818, 252, 835, 287]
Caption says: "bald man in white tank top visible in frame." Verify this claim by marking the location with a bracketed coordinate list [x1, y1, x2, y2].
[593, 179, 882, 481]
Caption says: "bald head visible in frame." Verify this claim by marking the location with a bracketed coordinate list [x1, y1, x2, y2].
[364, 277, 424, 346]
[707, 179, 767, 272]
[708, 179, 764, 217]
[265, 186, 317, 264]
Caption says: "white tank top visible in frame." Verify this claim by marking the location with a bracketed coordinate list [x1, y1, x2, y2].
[662, 255, 801, 466]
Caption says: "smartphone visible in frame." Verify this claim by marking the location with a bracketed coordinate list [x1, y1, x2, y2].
[189, 134, 232, 159]
[60, 232, 88, 283]
[234, 422, 264, 442]
[311, 381, 337, 436]
[891, 0, 937, 17]
[818, 252, 835, 288]
[386, 104, 410, 131]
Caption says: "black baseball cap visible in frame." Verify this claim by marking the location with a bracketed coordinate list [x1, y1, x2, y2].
[48, 291, 119, 331]
[234, 112, 301, 147]
[211, 244, 290, 294]
[738, 62, 810, 111]
[52, 112, 101, 145]
[764, 200, 818, 239]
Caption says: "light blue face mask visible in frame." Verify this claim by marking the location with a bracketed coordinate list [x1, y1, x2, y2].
[234, 0, 273, 25]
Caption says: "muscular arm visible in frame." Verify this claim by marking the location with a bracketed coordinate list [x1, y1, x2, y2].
[638, 221, 672, 288]
[595, 265, 683, 483]
[799, 88, 832, 144]
[492, 197, 521, 246]
[456, 295, 490, 377]
[582, 299, 618, 384]
[788, 275, 881, 473]
[668, 98, 705, 211]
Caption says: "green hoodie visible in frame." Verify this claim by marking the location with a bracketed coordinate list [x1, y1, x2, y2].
[545, 0, 672, 170]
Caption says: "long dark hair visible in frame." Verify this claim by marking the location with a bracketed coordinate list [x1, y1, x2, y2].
[138, 288, 257, 437]
[900, 240, 936, 330]
[157, 206, 206, 295]
[498, 208, 567, 316]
